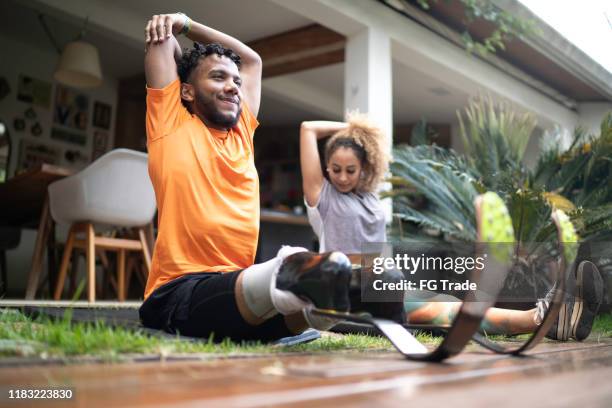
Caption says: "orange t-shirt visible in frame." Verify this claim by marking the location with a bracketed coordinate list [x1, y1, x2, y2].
[144, 79, 259, 299]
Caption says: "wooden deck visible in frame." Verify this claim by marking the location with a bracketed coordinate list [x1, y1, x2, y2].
[1, 340, 610, 407]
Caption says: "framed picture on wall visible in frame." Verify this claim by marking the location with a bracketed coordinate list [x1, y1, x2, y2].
[51, 127, 86, 146]
[93, 101, 112, 130]
[92, 130, 109, 161]
[17, 75, 52, 108]
[53, 84, 89, 131]
[17, 138, 60, 172]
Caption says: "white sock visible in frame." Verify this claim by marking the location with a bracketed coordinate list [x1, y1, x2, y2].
[241, 246, 310, 319]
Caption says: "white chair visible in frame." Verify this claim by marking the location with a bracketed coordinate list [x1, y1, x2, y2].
[49, 149, 156, 302]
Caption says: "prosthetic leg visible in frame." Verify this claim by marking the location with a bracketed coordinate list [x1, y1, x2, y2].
[468, 209, 576, 354]
[311, 192, 517, 361]
[355, 208, 573, 357]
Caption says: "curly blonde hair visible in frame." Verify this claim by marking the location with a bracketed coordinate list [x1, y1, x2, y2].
[324, 113, 390, 193]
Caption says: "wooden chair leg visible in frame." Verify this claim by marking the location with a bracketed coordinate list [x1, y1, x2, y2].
[46, 221, 57, 298]
[97, 249, 110, 299]
[125, 255, 136, 299]
[54, 226, 76, 300]
[25, 196, 51, 300]
[138, 228, 152, 275]
[109, 274, 118, 294]
[68, 251, 80, 297]
[145, 222, 155, 254]
[85, 223, 96, 303]
[136, 262, 147, 286]
[117, 249, 126, 302]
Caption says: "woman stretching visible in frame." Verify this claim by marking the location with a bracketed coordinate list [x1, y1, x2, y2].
[299, 115, 600, 340]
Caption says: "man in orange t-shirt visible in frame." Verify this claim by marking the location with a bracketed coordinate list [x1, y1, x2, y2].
[139, 12, 353, 341]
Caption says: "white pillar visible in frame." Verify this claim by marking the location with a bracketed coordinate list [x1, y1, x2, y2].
[344, 28, 393, 143]
[344, 27, 393, 223]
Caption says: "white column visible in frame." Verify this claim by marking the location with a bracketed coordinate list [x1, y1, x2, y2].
[344, 27, 393, 223]
[344, 28, 393, 142]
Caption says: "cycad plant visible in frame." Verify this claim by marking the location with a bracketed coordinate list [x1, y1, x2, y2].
[533, 114, 612, 208]
[387, 98, 612, 304]
[458, 96, 535, 194]
[532, 114, 612, 237]
[386, 144, 480, 242]
[388, 97, 545, 243]
[532, 115, 612, 303]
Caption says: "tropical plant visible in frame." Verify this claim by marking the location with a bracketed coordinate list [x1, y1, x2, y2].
[533, 113, 612, 212]
[389, 101, 612, 242]
[532, 115, 612, 306]
[387, 100, 612, 304]
[458, 96, 536, 193]
[388, 96, 543, 243]
[387, 144, 480, 242]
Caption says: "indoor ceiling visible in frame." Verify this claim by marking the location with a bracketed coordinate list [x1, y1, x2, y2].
[1, 0, 472, 126]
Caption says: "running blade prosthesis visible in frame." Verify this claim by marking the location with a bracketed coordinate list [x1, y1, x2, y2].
[470, 209, 575, 354]
[401, 209, 576, 354]
[311, 192, 516, 361]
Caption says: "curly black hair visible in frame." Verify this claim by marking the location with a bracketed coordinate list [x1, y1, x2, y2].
[177, 42, 241, 83]
[324, 113, 390, 193]
[325, 138, 366, 165]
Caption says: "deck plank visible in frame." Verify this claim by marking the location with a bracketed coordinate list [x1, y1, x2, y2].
[0, 340, 610, 407]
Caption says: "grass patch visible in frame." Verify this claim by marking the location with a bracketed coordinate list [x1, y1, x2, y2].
[592, 313, 612, 338]
[3, 308, 607, 363]
[479, 333, 531, 342]
[0, 309, 440, 361]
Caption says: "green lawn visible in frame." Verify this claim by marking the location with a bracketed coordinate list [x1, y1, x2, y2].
[0, 309, 609, 363]
[0, 309, 398, 361]
[592, 312, 612, 337]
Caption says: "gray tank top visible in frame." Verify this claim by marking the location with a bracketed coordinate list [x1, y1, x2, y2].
[306, 179, 386, 253]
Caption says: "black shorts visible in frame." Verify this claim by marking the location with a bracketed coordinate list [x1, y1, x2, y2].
[139, 271, 293, 342]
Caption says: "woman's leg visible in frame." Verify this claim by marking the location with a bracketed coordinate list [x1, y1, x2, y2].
[405, 300, 538, 335]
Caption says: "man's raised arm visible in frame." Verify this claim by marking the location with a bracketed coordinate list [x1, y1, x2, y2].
[144, 15, 183, 89]
[145, 13, 262, 116]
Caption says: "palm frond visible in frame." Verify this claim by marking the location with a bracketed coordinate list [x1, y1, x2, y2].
[388, 107, 612, 276]
[457, 95, 536, 192]
[534, 113, 612, 207]
[387, 144, 479, 242]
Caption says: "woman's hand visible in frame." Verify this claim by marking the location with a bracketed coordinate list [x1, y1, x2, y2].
[145, 13, 185, 43]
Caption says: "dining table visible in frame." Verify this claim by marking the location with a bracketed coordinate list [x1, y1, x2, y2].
[0, 163, 73, 299]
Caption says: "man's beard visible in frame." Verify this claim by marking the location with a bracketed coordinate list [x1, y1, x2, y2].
[194, 91, 241, 129]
